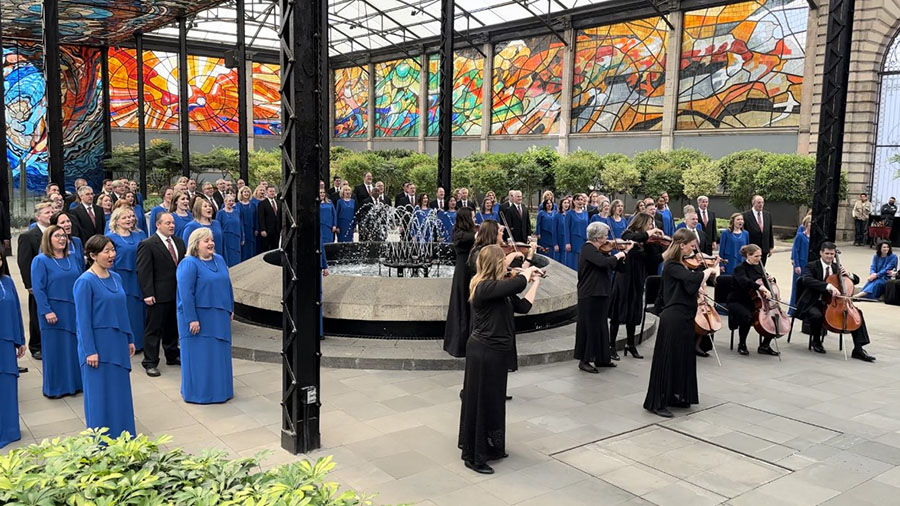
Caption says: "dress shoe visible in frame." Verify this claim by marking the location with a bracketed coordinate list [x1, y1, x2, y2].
[851, 348, 875, 362]
[648, 407, 673, 418]
[505, 395, 513, 401]
[166, 358, 181, 366]
[145, 367, 161, 377]
[31, 351, 41, 360]
[596, 362, 617, 368]
[671, 400, 691, 408]
[624, 346, 643, 359]
[811, 342, 826, 354]
[696, 350, 709, 357]
[488, 453, 509, 461]
[579, 361, 599, 374]
[464, 461, 494, 474]
[610, 349, 620, 361]
[18, 366, 28, 373]
[737, 344, 749, 356]
[757, 345, 780, 356]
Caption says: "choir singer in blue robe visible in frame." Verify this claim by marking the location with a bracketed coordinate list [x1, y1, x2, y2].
[74, 235, 137, 438]
[0, 249, 26, 449]
[107, 207, 148, 352]
[216, 194, 243, 267]
[177, 228, 235, 404]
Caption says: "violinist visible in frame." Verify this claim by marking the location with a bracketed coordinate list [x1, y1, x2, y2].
[727, 244, 779, 357]
[644, 229, 718, 418]
[795, 242, 875, 362]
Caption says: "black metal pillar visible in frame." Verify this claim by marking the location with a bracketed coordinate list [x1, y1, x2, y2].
[810, 0, 855, 258]
[279, 0, 325, 454]
[178, 16, 190, 177]
[436, 0, 454, 193]
[236, 0, 249, 183]
[43, 0, 65, 191]
[0, 1, 9, 240]
[136, 34, 148, 196]
[100, 46, 112, 174]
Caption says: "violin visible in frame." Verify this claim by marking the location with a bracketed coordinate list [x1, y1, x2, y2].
[599, 239, 635, 253]
[682, 253, 727, 270]
[751, 263, 791, 339]
[647, 232, 672, 248]
[500, 241, 551, 269]
[688, 248, 722, 335]
[823, 251, 862, 333]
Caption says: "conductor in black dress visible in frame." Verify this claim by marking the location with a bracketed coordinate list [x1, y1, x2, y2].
[575, 221, 629, 373]
[644, 229, 718, 418]
[442, 208, 476, 357]
[459, 245, 542, 474]
[727, 244, 779, 357]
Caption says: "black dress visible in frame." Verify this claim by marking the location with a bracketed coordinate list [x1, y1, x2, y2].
[443, 230, 476, 357]
[609, 231, 662, 326]
[574, 244, 625, 365]
[644, 260, 704, 412]
[727, 261, 763, 330]
[459, 276, 532, 467]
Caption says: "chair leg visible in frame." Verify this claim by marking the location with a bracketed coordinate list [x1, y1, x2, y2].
[787, 317, 795, 343]
[639, 305, 647, 345]
[838, 332, 843, 351]
[730, 328, 735, 350]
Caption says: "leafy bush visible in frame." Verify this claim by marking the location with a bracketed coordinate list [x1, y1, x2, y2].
[717, 149, 769, 208]
[334, 152, 385, 188]
[192, 146, 239, 174]
[507, 158, 547, 206]
[681, 160, 722, 200]
[554, 150, 602, 194]
[522, 146, 560, 189]
[407, 156, 438, 197]
[0, 430, 373, 506]
[450, 159, 477, 192]
[472, 162, 508, 197]
[247, 148, 283, 188]
[599, 157, 640, 196]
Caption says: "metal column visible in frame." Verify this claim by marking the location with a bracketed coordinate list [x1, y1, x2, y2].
[236, 0, 249, 182]
[279, 0, 325, 454]
[0, 1, 9, 239]
[436, 0, 454, 193]
[100, 46, 112, 171]
[136, 34, 148, 196]
[43, 0, 65, 191]
[810, 0, 855, 256]
[178, 17, 190, 178]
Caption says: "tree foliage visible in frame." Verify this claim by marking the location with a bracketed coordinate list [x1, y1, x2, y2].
[681, 160, 722, 200]
[599, 157, 640, 195]
[554, 150, 602, 194]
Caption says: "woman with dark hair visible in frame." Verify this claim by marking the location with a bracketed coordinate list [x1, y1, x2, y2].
[728, 244, 780, 357]
[443, 207, 477, 357]
[149, 187, 174, 236]
[719, 213, 748, 275]
[459, 245, 542, 474]
[412, 193, 434, 243]
[32, 225, 82, 398]
[644, 229, 718, 418]
[74, 235, 136, 437]
[319, 187, 337, 246]
[857, 240, 898, 299]
[565, 194, 589, 270]
[789, 215, 810, 316]
[51, 211, 84, 271]
[107, 206, 148, 352]
[478, 197, 498, 224]
[608, 200, 627, 239]
[168, 190, 194, 238]
[237, 185, 259, 260]
[555, 197, 571, 266]
[438, 196, 458, 243]
[0, 248, 26, 449]
[536, 199, 556, 261]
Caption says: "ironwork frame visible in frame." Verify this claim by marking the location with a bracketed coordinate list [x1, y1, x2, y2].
[436, 0, 453, 193]
[0, 1, 8, 237]
[136, 33, 148, 196]
[279, 0, 326, 454]
[43, 0, 65, 191]
[810, 0, 855, 258]
[237, 0, 250, 182]
[178, 16, 191, 177]
[101, 46, 112, 172]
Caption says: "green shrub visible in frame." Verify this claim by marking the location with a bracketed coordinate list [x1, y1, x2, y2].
[451, 159, 477, 192]
[472, 162, 508, 197]
[599, 157, 640, 196]
[717, 149, 770, 208]
[334, 152, 385, 188]
[555, 150, 602, 194]
[0, 430, 373, 505]
[681, 159, 722, 200]
[248, 148, 284, 188]
[522, 145, 560, 189]
[192, 146, 239, 174]
[753, 153, 847, 207]
[407, 156, 439, 197]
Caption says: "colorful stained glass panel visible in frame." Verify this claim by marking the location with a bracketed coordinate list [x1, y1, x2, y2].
[491, 35, 564, 135]
[108, 48, 180, 130]
[252, 63, 281, 136]
[374, 58, 420, 137]
[334, 66, 369, 138]
[426, 48, 484, 136]
[187, 56, 239, 133]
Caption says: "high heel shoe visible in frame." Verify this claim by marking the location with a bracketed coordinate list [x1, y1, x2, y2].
[610, 349, 620, 361]
[624, 345, 643, 359]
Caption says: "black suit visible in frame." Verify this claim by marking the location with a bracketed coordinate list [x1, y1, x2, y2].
[328, 187, 342, 205]
[373, 194, 389, 206]
[258, 198, 280, 251]
[683, 227, 708, 255]
[502, 203, 531, 243]
[70, 203, 105, 247]
[137, 233, 186, 369]
[742, 209, 774, 264]
[457, 199, 477, 211]
[653, 213, 664, 232]
[395, 193, 415, 209]
[212, 191, 225, 209]
[17, 226, 43, 354]
[698, 208, 718, 254]
[796, 260, 870, 348]
[353, 183, 373, 203]
[429, 198, 449, 211]
[356, 196, 374, 241]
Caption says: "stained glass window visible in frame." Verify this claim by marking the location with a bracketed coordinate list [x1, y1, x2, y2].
[187, 56, 239, 133]
[491, 35, 564, 135]
[253, 63, 281, 136]
[374, 58, 420, 137]
[426, 48, 484, 136]
[572, 18, 667, 133]
[334, 66, 369, 138]
[872, 32, 900, 210]
[677, 0, 808, 129]
[108, 48, 180, 130]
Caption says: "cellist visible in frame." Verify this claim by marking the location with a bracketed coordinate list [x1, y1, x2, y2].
[727, 244, 779, 357]
[795, 242, 875, 362]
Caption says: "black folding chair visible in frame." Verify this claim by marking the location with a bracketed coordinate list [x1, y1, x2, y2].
[712, 275, 738, 349]
[639, 275, 662, 344]
[787, 281, 845, 355]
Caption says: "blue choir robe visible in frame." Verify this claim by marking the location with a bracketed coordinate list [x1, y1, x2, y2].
[565, 210, 589, 270]
[107, 231, 148, 351]
[172, 212, 193, 239]
[148, 205, 168, 236]
[608, 216, 627, 239]
[859, 253, 898, 300]
[336, 199, 356, 242]
[554, 211, 569, 265]
[134, 204, 148, 234]
[181, 220, 225, 257]
[590, 214, 613, 239]
[437, 210, 455, 242]
[74, 271, 136, 438]
[789, 231, 810, 315]
[135, 192, 144, 207]
[412, 208, 436, 242]
[31, 254, 82, 397]
[0, 276, 25, 448]
[536, 210, 556, 257]
[237, 201, 259, 261]
[176, 255, 234, 404]
[719, 229, 748, 275]
[659, 207, 675, 236]
[69, 236, 85, 272]
[216, 208, 244, 267]
[320, 201, 336, 245]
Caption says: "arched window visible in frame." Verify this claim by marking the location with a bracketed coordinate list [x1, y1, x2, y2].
[872, 32, 900, 209]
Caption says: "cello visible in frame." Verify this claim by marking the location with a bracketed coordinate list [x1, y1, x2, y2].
[685, 250, 723, 338]
[750, 262, 791, 360]
[824, 250, 862, 334]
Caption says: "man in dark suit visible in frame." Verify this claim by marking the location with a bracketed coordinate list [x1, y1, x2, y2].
[395, 182, 414, 208]
[373, 181, 390, 206]
[137, 212, 186, 377]
[18, 202, 54, 359]
[353, 172, 374, 203]
[680, 211, 708, 253]
[258, 186, 281, 251]
[502, 190, 531, 243]
[429, 187, 449, 211]
[212, 179, 227, 209]
[356, 188, 376, 242]
[328, 176, 342, 204]
[795, 241, 875, 361]
[65, 178, 87, 209]
[499, 190, 515, 212]
[457, 188, 477, 211]
[742, 195, 774, 265]
[70, 185, 105, 246]
[697, 195, 718, 255]
[199, 182, 219, 218]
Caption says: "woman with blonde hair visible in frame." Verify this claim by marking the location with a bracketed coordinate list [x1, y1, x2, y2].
[237, 185, 258, 261]
[181, 198, 224, 252]
[719, 212, 748, 275]
[336, 185, 356, 242]
[107, 206, 148, 351]
[459, 245, 542, 474]
[176, 228, 234, 404]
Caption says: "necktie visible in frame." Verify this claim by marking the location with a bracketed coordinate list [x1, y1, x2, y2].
[825, 265, 831, 281]
[702, 210, 707, 225]
[439, 200, 443, 209]
[757, 211, 763, 230]
[87, 205, 95, 223]
[270, 199, 277, 215]
[367, 185, 372, 194]
[166, 237, 178, 264]
[517, 204, 523, 218]
[462, 200, 467, 208]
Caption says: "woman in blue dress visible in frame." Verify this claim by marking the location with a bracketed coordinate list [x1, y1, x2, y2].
[789, 216, 810, 315]
[555, 197, 571, 265]
[52, 211, 84, 271]
[177, 227, 234, 404]
[536, 199, 556, 259]
[590, 201, 612, 237]
[237, 186, 258, 261]
[107, 207, 148, 352]
[437, 197, 458, 243]
[149, 187, 174, 236]
[857, 240, 898, 300]
[565, 194, 589, 270]
[719, 213, 749, 275]
[608, 200, 628, 239]
[216, 194, 243, 267]
[477, 198, 498, 225]
[253, 186, 267, 253]
[0, 249, 26, 449]
[336, 186, 356, 243]
[541, 190, 556, 211]
[123, 190, 148, 235]
[99, 194, 113, 224]
[319, 187, 337, 245]
[182, 199, 225, 253]
[412, 194, 436, 243]
[169, 190, 194, 238]
[74, 235, 136, 438]
[31, 225, 82, 398]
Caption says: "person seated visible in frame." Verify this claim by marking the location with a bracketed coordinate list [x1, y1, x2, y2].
[727, 244, 779, 357]
[856, 240, 897, 300]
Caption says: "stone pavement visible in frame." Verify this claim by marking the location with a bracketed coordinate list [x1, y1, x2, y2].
[5, 241, 900, 505]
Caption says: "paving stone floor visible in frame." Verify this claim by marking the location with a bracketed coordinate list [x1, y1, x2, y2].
[4, 241, 900, 505]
